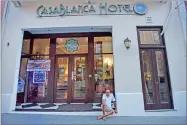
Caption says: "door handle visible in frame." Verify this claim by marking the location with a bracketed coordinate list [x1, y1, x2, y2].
[72, 71, 74, 80]
[89, 74, 92, 78]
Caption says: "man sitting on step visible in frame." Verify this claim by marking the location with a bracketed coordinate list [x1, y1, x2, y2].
[97, 89, 117, 120]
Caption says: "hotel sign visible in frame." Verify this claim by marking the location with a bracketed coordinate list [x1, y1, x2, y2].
[37, 2, 148, 17]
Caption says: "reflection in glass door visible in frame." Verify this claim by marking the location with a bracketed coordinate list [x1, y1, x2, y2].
[72, 56, 87, 102]
[55, 56, 87, 103]
[55, 57, 69, 103]
[141, 50, 155, 104]
[154, 50, 171, 109]
[140, 50, 172, 110]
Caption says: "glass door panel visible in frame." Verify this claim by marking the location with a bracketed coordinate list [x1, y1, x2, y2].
[55, 57, 69, 102]
[32, 39, 50, 55]
[72, 56, 87, 100]
[140, 50, 157, 109]
[154, 50, 172, 109]
[140, 49, 172, 110]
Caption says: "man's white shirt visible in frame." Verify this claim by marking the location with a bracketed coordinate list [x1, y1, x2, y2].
[102, 93, 115, 110]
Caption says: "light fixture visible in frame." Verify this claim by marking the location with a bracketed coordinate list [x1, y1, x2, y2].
[124, 37, 131, 49]
[104, 58, 111, 66]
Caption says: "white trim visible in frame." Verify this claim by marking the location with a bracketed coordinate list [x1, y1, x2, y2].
[2, 0, 8, 24]
[10, 111, 106, 116]
[177, 1, 186, 44]
[145, 109, 177, 112]
[11, 1, 21, 8]
[2, 94, 12, 96]
[24, 26, 112, 34]
[174, 91, 187, 93]
[1, 0, 9, 34]
[116, 93, 143, 95]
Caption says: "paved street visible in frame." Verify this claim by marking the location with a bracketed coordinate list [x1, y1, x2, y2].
[2, 113, 186, 125]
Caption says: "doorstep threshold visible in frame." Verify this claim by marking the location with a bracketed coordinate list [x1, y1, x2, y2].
[10, 111, 103, 116]
[145, 109, 177, 112]
[15, 109, 101, 112]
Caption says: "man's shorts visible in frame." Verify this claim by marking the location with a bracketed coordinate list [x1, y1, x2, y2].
[105, 106, 113, 112]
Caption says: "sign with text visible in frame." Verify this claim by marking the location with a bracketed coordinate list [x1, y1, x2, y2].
[37, 2, 147, 17]
[33, 71, 46, 83]
[27, 60, 51, 71]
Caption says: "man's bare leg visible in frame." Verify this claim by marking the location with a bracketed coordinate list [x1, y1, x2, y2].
[102, 105, 107, 120]
[97, 110, 115, 120]
[102, 104, 105, 115]
[97, 105, 106, 120]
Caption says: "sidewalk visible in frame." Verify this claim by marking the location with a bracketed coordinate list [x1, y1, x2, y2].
[2, 113, 186, 125]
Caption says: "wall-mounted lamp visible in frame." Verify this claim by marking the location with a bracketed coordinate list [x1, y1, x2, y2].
[124, 37, 131, 49]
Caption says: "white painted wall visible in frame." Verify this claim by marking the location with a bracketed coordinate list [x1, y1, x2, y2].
[178, 1, 186, 43]
[2, 0, 186, 116]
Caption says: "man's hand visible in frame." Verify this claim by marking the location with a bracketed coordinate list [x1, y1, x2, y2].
[103, 104, 107, 107]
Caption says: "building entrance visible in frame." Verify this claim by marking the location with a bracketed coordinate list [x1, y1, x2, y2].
[17, 32, 115, 104]
[55, 55, 88, 103]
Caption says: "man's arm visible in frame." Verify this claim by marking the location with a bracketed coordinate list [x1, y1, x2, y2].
[102, 99, 106, 105]
[102, 95, 106, 115]
[112, 94, 117, 113]
[113, 101, 117, 113]
[102, 94, 106, 107]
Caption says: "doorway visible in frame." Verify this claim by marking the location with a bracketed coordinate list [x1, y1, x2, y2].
[55, 55, 88, 103]
[138, 27, 173, 110]
[17, 32, 114, 104]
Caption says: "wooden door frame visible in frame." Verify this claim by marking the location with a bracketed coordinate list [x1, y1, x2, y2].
[54, 54, 88, 103]
[137, 27, 173, 110]
[22, 31, 112, 103]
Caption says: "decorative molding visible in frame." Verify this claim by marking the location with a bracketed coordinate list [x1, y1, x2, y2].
[12, 1, 21, 8]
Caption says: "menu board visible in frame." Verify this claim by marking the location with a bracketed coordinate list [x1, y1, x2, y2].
[33, 71, 46, 83]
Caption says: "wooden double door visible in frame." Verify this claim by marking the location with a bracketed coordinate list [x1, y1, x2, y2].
[140, 49, 172, 110]
[54, 55, 88, 103]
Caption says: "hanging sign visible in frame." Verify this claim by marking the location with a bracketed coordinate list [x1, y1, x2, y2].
[33, 71, 46, 83]
[27, 60, 51, 71]
[36, 2, 148, 17]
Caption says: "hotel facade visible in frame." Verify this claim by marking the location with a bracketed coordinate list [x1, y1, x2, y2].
[1, 0, 186, 116]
